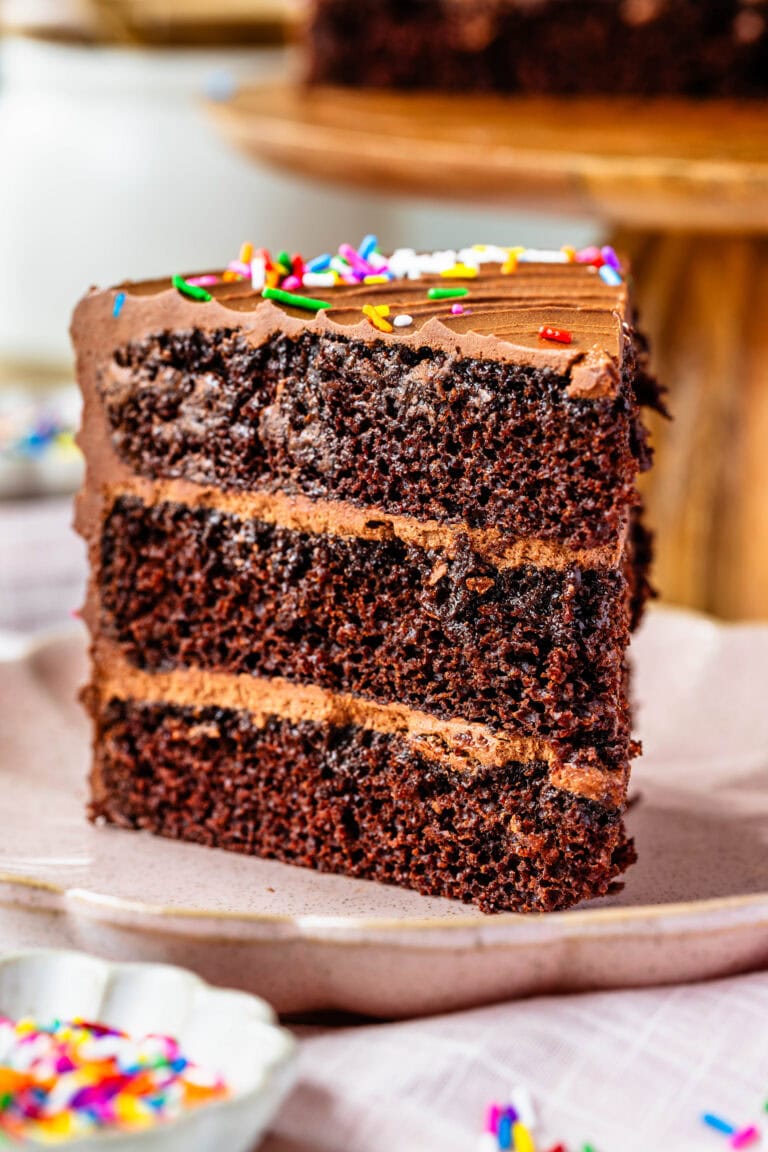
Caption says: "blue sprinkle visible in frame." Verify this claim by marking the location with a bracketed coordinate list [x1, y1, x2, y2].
[359, 234, 378, 260]
[599, 264, 623, 287]
[306, 253, 332, 272]
[113, 291, 126, 318]
[169, 1057, 188, 1073]
[702, 1113, 736, 1135]
[497, 1113, 512, 1150]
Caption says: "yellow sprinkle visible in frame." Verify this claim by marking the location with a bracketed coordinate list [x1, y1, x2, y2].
[221, 269, 241, 283]
[265, 268, 280, 288]
[115, 1095, 154, 1129]
[502, 245, 526, 274]
[362, 304, 393, 333]
[561, 245, 576, 262]
[239, 242, 254, 264]
[513, 1121, 536, 1152]
[28, 1113, 78, 1144]
[364, 275, 389, 285]
[373, 303, 390, 317]
[472, 244, 488, 252]
[441, 263, 478, 278]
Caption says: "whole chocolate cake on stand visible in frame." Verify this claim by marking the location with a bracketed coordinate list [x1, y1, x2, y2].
[72, 240, 661, 913]
[307, 0, 768, 96]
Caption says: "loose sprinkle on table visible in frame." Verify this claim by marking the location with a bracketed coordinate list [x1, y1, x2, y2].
[539, 325, 573, 344]
[112, 292, 126, 319]
[0, 1016, 228, 1143]
[731, 1126, 761, 1149]
[172, 274, 212, 302]
[262, 286, 331, 312]
[703, 1113, 738, 1135]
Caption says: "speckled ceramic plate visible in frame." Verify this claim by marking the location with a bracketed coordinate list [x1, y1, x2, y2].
[1, 606, 767, 1020]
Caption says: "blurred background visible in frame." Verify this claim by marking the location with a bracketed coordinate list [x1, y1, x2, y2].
[1, 0, 765, 634]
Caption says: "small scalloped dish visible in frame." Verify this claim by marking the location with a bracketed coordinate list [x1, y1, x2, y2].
[0, 950, 296, 1150]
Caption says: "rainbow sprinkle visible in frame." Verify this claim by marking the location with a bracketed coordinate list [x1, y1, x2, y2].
[427, 286, 469, 300]
[172, 239, 631, 334]
[171, 274, 212, 303]
[362, 303, 393, 333]
[262, 286, 331, 313]
[0, 1016, 228, 1143]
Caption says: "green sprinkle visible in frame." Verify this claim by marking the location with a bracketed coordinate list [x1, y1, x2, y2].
[172, 274, 212, 302]
[276, 249, 292, 271]
[262, 286, 331, 313]
[427, 286, 469, 300]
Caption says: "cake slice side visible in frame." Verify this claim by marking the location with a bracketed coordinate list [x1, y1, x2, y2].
[72, 247, 656, 913]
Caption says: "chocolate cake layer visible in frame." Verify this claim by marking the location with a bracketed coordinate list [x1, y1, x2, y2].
[98, 328, 652, 549]
[91, 696, 634, 913]
[100, 493, 634, 753]
[307, 0, 768, 97]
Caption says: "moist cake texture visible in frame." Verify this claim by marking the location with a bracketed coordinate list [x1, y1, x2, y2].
[307, 0, 768, 96]
[72, 240, 661, 913]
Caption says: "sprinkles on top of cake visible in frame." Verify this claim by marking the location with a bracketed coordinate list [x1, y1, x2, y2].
[168, 238, 624, 339]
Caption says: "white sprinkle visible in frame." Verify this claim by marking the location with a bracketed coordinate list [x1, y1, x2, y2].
[471, 244, 510, 264]
[250, 256, 266, 291]
[302, 272, 336, 288]
[510, 1085, 537, 1130]
[393, 314, 413, 328]
[517, 248, 569, 264]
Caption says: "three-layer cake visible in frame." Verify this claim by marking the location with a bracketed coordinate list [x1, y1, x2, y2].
[72, 242, 660, 912]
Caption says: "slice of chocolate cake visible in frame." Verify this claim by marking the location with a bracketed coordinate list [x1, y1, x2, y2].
[72, 241, 660, 913]
[307, 0, 768, 97]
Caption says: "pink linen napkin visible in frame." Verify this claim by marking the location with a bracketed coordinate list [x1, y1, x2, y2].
[265, 971, 768, 1152]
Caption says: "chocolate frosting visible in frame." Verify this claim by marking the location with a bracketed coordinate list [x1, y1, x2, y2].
[71, 259, 628, 377]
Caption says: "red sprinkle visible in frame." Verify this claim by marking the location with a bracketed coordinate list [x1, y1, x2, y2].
[538, 325, 573, 344]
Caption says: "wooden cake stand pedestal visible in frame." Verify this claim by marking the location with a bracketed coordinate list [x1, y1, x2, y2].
[210, 87, 768, 619]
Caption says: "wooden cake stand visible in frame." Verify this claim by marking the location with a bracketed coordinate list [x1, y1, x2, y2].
[210, 86, 768, 619]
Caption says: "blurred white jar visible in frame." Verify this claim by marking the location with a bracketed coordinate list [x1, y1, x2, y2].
[0, 34, 390, 366]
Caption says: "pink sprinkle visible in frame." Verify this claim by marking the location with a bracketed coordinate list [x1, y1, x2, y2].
[484, 1103, 501, 1134]
[227, 260, 251, 277]
[732, 1127, 761, 1149]
[186, 274, 219, 287]
[281, 275, 301, 291]
[339, 243, 373, 277]
[451, 303, 465, 314]
[575, 245, 604, 266]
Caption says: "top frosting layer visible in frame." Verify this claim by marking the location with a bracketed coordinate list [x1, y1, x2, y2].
[97, 242, 630, 374]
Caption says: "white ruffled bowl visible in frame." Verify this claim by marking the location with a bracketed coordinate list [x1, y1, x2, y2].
[0, 950, 297, 1150]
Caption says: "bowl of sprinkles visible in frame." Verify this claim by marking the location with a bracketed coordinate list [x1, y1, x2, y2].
[0, 950, 296, 1149]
